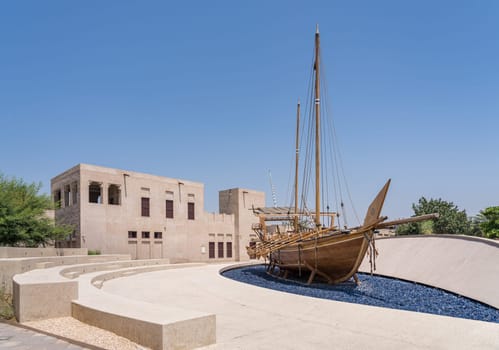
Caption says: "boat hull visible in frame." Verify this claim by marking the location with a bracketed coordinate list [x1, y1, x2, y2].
[269, 230, 372, 284]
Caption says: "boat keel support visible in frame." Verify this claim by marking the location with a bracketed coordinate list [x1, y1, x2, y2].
[353, 273, 360, 285]
[303, 261, 333, 284]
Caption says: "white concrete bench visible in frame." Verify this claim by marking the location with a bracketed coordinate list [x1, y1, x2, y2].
[73, 293, 215, 350]
[59, 258, 171, 279]
[2, 254, 130, 294]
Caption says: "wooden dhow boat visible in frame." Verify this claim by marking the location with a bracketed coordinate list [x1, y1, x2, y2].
[246, 26, 436, 284]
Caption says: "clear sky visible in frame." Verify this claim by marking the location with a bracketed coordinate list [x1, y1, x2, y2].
[1, 1, 498, 220]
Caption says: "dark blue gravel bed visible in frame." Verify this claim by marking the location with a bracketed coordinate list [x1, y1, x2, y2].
[222, 265, 498, 323]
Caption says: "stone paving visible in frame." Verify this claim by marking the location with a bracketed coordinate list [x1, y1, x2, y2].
[0, 322, 89, 350]
[102, 263, 499, 350]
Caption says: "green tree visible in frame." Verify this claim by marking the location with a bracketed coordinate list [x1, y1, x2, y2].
[477, 206, 499, 239]
[468, 215, 484, 237]
[0, 174, 72, 247]
[396, 197, 471, 235]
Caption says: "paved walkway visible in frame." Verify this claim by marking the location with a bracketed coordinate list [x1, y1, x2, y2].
[101, 263, 499, 350]
[0, 322, 89, 350]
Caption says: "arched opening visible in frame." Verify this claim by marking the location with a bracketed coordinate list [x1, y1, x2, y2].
[108, 184, 121, 205]
[89, 182, 102, 203]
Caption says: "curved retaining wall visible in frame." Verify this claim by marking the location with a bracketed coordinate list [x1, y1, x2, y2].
[359, 235, 499, 308]
[0, 247, 87, 258]
[1, 254, 130, 294]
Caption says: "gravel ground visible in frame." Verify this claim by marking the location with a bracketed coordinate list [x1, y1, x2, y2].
[223, 265, 499, 323]
[24, 317, 150, 350]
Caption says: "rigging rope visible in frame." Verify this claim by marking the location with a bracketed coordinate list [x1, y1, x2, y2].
[320, 52, 361, 227]
[286, 39, 361, 230]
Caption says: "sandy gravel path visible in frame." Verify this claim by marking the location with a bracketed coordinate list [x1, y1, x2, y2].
[24, 317, 150, 350]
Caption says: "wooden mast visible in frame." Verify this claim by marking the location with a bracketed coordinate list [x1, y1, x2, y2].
[314, 25, 321, 227]
[294, 100, 300, 231]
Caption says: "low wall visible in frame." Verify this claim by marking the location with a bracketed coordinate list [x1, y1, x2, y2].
[72, 299, 215, 350]
[2, 254, 130, 294]
[60, 258, 171, 280]
[13, 259, 172, 323]
[0, 247, 88, 258]
[13, 278, 78, 322]
[359, 235, 499, 308]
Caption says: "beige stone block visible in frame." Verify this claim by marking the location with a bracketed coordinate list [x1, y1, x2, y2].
[13, 280, 78, 322]
[72, 302, 216, 350]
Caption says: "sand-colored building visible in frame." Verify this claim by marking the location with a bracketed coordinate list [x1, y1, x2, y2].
[51, 164, 265, 262]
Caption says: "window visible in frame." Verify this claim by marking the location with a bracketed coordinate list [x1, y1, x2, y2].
[141, 197, 150, 217]
[71, 182, 78, 205]
[64, 184, 71, 207]
[154, 232, 162, 239]
[108, 184, 121, 205]
[128, 231, 137, 239]
[188, 202, 195, 220]
[165, 200, 174, 218]
[208, 242, 215, 258]
[89, 182, 102, 203]
[53, 189, 62, 208]
[226, 242, 233, 258]
[142, 231, 150, 239]
[218, 242, 224, 258]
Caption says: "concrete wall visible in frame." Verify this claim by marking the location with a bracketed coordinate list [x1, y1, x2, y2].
[72, 301, 216, 350]
[14, 278, 78, 322]
[359, 235, 499, 308]
[0, 247, 87, 258]
[219, 188, 265, 261]
[0, 247, 88, 294]
[1, 254, 129, 294]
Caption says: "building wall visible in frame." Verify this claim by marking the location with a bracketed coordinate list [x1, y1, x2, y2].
[219, 188, 265, 261]
[52, 165, 81, 248]
[51, 164, 263, 262]
[0, 247, 87, 259]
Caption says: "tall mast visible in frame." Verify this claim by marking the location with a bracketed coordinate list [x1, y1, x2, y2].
[294, 99, 300, 231]
[314, 25, 321, 227]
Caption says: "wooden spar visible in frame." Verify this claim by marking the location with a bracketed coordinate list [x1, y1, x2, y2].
[259, 212, 336, 221]
[294, 100, 300, 231]
[314, 24, 321, 227]
[248, 215, 388, 258]
[250, 213, 439, 257]
[344, 213, 439, 231]
[376, 213, 439, 229]
[249, 229, 323, 258]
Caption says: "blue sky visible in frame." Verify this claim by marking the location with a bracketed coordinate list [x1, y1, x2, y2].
[1, 1, 498, 220]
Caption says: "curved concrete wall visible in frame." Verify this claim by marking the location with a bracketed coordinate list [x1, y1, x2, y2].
[2, 254, 130, 294]
[0, 247, 87, 258]
[359, 235, 499, 308]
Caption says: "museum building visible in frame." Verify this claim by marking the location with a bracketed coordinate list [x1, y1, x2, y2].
[51, 164, 265, 262]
